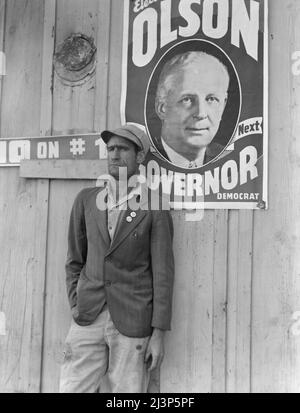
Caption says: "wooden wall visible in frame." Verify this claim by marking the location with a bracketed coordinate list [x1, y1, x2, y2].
[0, 0, 299, 393]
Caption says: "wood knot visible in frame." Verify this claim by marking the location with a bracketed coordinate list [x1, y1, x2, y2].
[54, 33, 97, 85]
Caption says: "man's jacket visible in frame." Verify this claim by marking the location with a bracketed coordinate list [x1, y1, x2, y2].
[65, 186, 175, 338]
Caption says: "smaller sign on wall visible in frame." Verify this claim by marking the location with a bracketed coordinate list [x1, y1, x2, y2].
[0, 134, 107, 166]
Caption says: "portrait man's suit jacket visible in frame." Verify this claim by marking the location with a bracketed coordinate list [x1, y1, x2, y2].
[65, 186, 175, 338]
[153, 137, 225, 165]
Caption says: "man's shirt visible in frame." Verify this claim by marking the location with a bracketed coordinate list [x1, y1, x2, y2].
[106, 178, 141, 240]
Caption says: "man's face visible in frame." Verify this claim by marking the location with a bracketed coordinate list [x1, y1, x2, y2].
[157, 57, 228, 158]
[107, 135, 139, 180]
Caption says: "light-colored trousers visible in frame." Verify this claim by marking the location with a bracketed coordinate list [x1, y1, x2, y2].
[59, 308, 150, 393]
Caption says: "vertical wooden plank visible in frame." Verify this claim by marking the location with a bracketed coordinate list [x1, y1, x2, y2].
[226, 210, 253, 393]
[0, 0, 47, 392]
[0, 0, 5, 119]
[0, 1, 4, 49]
[41, 0, 106, 393]
[211, 210, 228, 393]
[0, 0, 44, 138]
[107, 0, 124, 131]
[42, 179, 92, 394]
[39, 0, 56, 137]
[52, 0, 98, 135]
[161, 211, 215, 392]
[226, 210, 239, 393]
[93, 0, 110, 133]
[0, 174, 49, 393]
[252, 0, 300, 392]
[38, 0, 55, 392]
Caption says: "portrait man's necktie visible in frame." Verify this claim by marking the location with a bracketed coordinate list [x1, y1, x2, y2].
[188, 161, 198, 168]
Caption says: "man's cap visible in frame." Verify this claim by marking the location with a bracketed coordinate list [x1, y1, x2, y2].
[101, 124, 150, 154]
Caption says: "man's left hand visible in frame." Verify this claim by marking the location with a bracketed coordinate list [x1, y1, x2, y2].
[144, 328, 165, 371]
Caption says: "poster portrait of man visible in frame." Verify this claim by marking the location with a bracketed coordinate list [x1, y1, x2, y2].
[145, 41, 241, 170]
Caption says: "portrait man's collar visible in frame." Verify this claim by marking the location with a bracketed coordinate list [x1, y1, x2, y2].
[158, 137, 224, 168]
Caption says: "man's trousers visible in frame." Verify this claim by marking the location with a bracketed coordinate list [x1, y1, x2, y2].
[59, 308, 150, 393]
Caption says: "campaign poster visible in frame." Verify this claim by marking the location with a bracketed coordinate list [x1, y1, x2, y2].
[121, 0, 268, 209]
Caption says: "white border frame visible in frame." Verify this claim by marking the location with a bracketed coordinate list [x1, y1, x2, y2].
[120, 0, 130, 125]
[262, 0, 269, 209]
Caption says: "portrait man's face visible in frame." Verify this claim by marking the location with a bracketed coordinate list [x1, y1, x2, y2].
[156, 55, 229, 160]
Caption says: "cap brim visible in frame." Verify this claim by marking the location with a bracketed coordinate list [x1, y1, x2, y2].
[100, 130, 114, 144]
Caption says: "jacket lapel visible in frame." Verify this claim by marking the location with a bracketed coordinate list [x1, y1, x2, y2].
[92, 189, 111, 247]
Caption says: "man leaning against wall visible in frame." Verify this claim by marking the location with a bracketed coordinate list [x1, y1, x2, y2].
[59, 124, 175, 393]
